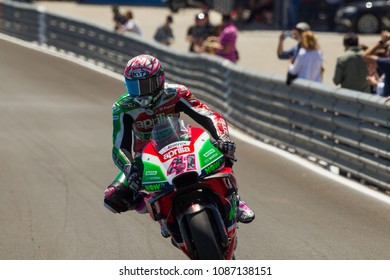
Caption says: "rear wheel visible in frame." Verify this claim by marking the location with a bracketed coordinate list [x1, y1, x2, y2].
[187, 210, 224, 260]
[356, 13, 379, 33]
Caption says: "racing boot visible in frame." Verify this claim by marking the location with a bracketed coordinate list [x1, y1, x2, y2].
[104, 182, 144, 214]
[134, 195, 147, 214]
[237, 195, 255, 223]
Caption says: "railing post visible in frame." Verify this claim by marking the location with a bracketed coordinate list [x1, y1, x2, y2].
[37, 5, 46, 45]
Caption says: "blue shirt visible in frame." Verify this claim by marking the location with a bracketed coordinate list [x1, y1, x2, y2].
[278, 44, 300, 60]
[377, 58, 390, 97]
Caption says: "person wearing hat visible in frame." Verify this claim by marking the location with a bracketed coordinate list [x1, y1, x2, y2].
[154, 15, 174, 46]
[277, 22, 311, 62]
[186, 12, 210, 52]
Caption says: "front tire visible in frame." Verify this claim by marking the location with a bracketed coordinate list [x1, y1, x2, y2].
[187, 209, 224, 260]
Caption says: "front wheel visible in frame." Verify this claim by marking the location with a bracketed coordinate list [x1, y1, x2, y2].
[187, 210, 224, 260]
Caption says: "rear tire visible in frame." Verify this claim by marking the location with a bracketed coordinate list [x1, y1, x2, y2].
[187, 210, 224, 260]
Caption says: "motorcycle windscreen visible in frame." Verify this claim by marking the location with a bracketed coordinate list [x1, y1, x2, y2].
[151, 117, 189, 151]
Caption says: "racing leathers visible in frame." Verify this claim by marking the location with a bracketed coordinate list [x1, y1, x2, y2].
[103, 83, 255, 224]
[104, 83, 230, 213]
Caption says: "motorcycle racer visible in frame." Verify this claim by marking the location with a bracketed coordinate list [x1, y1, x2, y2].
[104, 54, 255, 232]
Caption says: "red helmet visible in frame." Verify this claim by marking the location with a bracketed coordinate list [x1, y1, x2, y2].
[124, 54, 165, 107]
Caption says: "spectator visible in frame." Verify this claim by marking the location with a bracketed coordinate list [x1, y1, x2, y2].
[112, 5, 126, 32]
[326, 0, 341, 31]
[333, 33, 370, 93]
[232, 0, 250, 23]
[210, 14, 239, 63]
[288, 31, 323, 84]
[245, 0, 274, 25]
[363, 30, 390, 97]
[186, 12, 210, 53]
[154, 15, 174, 46]
[202, 12, 216, 40]
[121, 10, 142, 36]
[366, 46, 387, 94]
[201, 24, 222, 55]
[277, 22, 311, 61]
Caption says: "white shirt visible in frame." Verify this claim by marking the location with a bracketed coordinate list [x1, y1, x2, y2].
[289, 48, 323, 82]
[376, 74, 385, 96]
[124, 19, 142, 36]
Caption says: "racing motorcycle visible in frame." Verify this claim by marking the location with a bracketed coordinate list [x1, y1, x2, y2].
[138, 117, 239, 260]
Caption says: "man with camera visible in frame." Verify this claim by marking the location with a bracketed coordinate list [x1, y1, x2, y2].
[277, 22, 311, 62]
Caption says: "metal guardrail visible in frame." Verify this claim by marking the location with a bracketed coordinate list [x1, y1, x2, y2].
[1, 0, 389, 191]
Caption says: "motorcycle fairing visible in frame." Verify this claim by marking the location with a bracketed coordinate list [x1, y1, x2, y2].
[141, 127, 224, 192]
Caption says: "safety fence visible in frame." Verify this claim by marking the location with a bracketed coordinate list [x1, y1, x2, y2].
[1, 0, 389, 191]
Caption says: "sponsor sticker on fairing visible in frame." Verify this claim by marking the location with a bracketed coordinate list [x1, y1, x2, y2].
[203, 148, 216, 158]
[159, 141, 191, 154]
[163, 146, 191, 160]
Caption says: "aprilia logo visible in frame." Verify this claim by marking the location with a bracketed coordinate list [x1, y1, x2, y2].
[136, 113, 175, 129]
[163, 146, 191, 160]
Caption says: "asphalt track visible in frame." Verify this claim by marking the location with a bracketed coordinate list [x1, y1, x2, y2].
[1, 37, 390, 260]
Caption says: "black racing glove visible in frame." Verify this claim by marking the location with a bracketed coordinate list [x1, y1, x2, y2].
[215, 137, 237, 162]
[124, 163, 142, 192]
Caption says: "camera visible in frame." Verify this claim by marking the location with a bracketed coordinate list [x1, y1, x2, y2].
[284, 31, 292, 38]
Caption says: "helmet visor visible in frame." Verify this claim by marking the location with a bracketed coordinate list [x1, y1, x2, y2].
[125, 75, 164, 97]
